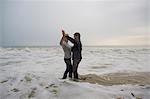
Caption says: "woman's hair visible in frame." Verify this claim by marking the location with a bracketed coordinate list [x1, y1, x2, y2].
[74, 32, 81, 40]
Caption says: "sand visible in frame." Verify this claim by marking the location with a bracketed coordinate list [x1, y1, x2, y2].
[79, 72, 150, 86]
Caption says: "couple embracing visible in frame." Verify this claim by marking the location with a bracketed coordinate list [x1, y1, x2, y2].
[60, 30, 82, 81]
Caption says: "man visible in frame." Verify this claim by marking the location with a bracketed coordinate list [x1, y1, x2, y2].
[60, 30, 72, 79]
[65, 32, 82, 80]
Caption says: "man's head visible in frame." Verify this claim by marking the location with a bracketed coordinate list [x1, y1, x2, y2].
[74, 32, 80, 41]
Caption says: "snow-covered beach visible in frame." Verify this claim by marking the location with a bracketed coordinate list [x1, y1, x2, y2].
[0, 46, 150, 99]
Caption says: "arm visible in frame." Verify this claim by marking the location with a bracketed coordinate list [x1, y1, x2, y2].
[60, 37, 63, 45]
[62, 30, 65, 36]
[66, 36, 76, 44]
[60, 30, 65, 45]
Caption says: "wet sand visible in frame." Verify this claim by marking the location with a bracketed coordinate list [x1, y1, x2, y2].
[79, 72, 150, 86]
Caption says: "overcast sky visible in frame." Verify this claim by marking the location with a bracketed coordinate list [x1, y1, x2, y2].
[0, 0, 149, 46]
[0, 0, 2, 46]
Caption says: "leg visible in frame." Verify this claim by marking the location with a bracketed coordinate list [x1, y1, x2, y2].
[73, 59, 81, 79]
[62, 58, 70, 79]
[68, 59, 72, 78]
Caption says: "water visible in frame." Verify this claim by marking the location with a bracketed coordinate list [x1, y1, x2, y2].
[0, 46, 149, 74]
[0, 46, 150, 99]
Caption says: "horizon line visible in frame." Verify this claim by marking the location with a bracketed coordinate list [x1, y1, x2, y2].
[1, 45, 150, 48]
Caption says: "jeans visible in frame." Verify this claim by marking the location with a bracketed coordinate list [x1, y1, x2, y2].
[63, 58, 72, 79]
[73, 59, 81, 79]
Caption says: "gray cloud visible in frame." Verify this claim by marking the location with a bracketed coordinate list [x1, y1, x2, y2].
[1, 0, 149, 46]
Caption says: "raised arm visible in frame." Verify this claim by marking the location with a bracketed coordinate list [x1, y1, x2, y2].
[60, 30, 65, 45]
[60, 37, 64, 45]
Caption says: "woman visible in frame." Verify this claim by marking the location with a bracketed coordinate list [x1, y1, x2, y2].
[60, 30, 72, 79]
[65, 32, 82, 80]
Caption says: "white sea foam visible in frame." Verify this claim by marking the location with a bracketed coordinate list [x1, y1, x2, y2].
[0, 46, 150, 99]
